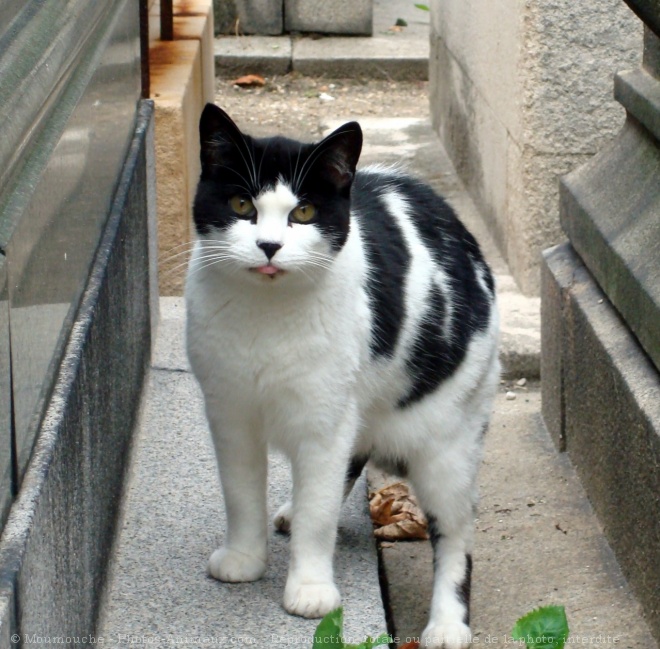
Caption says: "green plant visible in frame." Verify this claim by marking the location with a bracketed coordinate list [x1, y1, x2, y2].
[414, 4, 430, 11]
[313, 608, 390, 649]
[314, 603, 569, 649]
[511, 606, 570, 649]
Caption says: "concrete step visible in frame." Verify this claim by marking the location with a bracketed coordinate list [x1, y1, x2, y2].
[214, 0, 430, 80]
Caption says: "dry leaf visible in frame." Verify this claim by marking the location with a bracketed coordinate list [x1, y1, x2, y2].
[369, 482, 429, 541]
[399, 642, 420, 649]
[374, 518, 429, 541]
[231, 74, 266, 87]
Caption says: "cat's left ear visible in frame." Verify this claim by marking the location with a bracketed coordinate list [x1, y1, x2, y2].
[315, 122, 363, 192]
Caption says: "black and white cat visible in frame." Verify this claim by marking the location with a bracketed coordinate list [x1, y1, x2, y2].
[185, 104, 500, 649]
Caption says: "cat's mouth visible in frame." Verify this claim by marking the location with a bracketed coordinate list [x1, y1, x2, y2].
[251, 264, 285, 279]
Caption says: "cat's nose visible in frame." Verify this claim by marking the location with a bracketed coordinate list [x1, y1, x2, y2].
[257, 241, 282, 261]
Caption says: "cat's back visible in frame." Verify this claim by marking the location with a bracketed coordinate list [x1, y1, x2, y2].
[350, 166, 498, 410]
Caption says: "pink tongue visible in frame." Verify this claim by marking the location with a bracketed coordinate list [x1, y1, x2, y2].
[256, 264, 279, 275]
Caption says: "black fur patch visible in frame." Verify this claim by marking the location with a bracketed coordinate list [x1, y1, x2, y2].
[460, 554, 473, 624]
[376, 175, 493, 408]
[346, 455, 369, 484]
[352, 173, 410, 359]
[426, 515, 472, 624]
[426, 515, 443, 552]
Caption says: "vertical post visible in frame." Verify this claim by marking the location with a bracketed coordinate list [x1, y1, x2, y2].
[139, 0, 150, 98]
[160, 0, 174, 41]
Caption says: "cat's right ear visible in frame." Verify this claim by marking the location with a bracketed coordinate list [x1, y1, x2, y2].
[199, 103, 244, 169]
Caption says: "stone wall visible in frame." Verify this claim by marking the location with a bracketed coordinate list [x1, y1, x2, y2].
[429, 0, 642, 294]
[213, 0, 373, 35]
[0, 0, 156, 636]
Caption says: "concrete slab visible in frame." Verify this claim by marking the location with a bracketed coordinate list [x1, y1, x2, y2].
[98, 300, 387, 647]
[215, 36, 292, 77]
[292, 36, 428, 80]
[372, 390, 658, 647]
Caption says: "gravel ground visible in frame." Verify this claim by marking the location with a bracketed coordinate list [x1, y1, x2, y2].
[214, 73, 429, 140]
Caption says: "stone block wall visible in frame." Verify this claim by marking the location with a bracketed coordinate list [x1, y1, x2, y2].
[429, 0, 642, 294]
[214, 0, 373, 35]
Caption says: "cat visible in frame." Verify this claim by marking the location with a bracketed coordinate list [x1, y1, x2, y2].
[185, 103, 500, 649]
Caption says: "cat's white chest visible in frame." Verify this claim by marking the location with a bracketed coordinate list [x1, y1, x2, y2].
[185, 257, 371, 421]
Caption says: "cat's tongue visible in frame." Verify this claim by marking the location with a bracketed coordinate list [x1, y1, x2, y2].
[255, 264, 280, 276]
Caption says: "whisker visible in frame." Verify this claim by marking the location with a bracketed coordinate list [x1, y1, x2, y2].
[184, 256, 241, 280]
[212, 132, 257, 192]
[292, 143, 304, 194]
[257, 139, 272, 186]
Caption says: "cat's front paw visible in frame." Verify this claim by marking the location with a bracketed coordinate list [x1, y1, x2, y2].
[421, 621, 471, 649]
[208, 547, 266, 583]
[283, 580, 341, 618]
[273, 502, 292, 534]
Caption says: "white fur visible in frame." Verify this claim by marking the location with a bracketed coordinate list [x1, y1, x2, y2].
[186, 179, 499, 639]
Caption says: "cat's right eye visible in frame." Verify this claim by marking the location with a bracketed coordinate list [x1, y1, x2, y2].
[229, 195, 255, 218]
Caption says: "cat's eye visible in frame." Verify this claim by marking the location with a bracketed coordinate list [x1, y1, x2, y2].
[229, 195, 255, 218]
[290, 203, 316, 224]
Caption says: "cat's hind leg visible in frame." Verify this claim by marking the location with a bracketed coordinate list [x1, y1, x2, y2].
[407, 431, 482, 649]
[273, 454, 369, 535]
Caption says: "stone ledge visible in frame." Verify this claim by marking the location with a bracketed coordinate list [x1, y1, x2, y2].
[293, 36, 428, 80]
[0, 102, 155, 640]
[615, 67, 660, 141]
[541, 242, 660, 641]
[213, 34, 429, 81]
[149, 0, 215, 295]
[215, 36, 293, 77]
[560, 117, 660, 372]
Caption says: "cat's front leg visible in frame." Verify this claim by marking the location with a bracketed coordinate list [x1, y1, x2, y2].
[283, 410, 356, 618]
[206, 405, 268, 583]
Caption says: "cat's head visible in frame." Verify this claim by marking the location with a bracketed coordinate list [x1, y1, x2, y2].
[192, 103, 362, 286]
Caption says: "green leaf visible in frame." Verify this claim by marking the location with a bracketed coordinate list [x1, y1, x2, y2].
[511, 606, 569, 649]
[313, 608, 344, 649]
[414, 3, 430, 11]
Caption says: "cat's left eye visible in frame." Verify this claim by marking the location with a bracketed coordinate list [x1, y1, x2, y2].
[290, 203, 316, 224]
[229, 195, 255, 218]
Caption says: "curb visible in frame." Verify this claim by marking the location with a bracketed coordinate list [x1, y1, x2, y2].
[214, 35, 429, 80]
